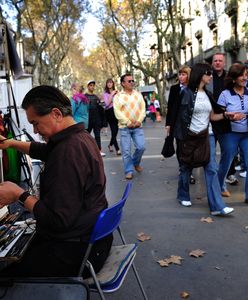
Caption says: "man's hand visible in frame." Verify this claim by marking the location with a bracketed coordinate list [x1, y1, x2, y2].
[0, 135, 11, 149]
[134, 121, 141, 128]
[0, 181, 24, 208]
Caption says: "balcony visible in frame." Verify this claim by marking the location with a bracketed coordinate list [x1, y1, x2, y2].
[223, 36, 241, 54]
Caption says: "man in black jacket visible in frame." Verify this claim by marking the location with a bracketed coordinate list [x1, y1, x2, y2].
[207, 53, 239, 188]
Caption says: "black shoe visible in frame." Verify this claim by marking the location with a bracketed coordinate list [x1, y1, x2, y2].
[190, 175, 196, 184]
[245, 199, 248, 204]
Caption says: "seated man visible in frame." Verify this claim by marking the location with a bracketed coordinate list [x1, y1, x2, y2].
[0, 85, 113, 277]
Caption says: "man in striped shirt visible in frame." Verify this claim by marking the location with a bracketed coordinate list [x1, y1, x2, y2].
[113, 74, 146, 179]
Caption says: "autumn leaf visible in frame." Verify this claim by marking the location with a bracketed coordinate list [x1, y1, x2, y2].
[200, 217, 214, 223]
[137, 232, 151, 242]
[180, 291, 190, 298]
[189, 249, 206, 258]
[157, 259, 169, 267]
[157, 255, 183, 267]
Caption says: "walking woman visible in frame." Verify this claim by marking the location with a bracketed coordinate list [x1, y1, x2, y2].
[71, 83, 89, 129]
[217, 63, 248, 202]
[173, 63, 235, 215]
[103, 79, 121, 155]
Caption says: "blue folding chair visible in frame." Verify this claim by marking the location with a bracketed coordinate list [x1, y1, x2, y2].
[78, 182, 148, 300]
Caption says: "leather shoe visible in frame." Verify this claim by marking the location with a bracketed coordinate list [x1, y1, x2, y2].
[221, 190, 231, 197]
[134, 165, 143, 172]
[108, 145, 113, 152]
[125, 173, 133, 180]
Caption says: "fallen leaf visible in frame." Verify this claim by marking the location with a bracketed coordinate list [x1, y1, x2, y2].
[137, 232, 151, 242]
[157, 255, 183, 267]
[200, 217, 214, 223]
[169, 255, 184, 265]
[180, 291, 190, 298]
[157, 259, 169, 267]
[189, 249, 206, 258]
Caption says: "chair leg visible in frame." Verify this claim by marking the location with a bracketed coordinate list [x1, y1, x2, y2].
[131, 262, 149, 300]
[118, 227, 148, 300]
[87, 261, 106, 300]
[117, 226, 126, 244]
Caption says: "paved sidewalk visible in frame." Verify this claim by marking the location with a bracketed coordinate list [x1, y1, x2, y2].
[92, 118, 248, 300]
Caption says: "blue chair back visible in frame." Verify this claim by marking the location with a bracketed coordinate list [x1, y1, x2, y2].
[89, 182, 132, 243]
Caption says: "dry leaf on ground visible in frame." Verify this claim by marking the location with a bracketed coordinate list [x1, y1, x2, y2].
[157, 255, 183, 267]
[200, 217, 214, 223]
[180, 291, 190, 298]
[137, 232, 151, 242]
[189, 249, 206, 258]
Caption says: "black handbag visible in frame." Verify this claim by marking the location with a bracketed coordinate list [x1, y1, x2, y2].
[161, 135, 175, 158]
[178, 128, 210, 168]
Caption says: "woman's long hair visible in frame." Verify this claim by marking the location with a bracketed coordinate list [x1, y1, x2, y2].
[104, 79, 115, 94]
[188, 63, 212, 92]
[224, 63, 246, 90]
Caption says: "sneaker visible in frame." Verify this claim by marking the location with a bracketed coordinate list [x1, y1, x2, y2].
[221, 190, 231, 197]
[211, 207, 234, 216]
[239, 171, 247, 178]
[100, 151, 106, 157]
[134, 165, 143, 172]
[116, 150, 121, 156]
[125, 173, 133, 180]
[235, 165, 242, 171]
[225, 175, 239, 185]
[180, 201, 192, 207]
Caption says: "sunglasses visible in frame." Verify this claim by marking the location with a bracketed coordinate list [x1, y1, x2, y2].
[205, 70, 213, 76]
[126, 80, 135, 83]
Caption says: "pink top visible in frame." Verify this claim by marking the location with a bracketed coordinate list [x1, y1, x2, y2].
[103, 92, 115, 110]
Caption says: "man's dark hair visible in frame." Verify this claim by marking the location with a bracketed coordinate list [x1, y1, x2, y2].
[224, 63, 246, 90]
[22, 85, 72, 116]
[120, 73, 132, 83]
[188, 62, 212, 91]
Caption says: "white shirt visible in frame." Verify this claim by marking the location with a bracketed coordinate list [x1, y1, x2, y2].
[189, 91, 212, 133]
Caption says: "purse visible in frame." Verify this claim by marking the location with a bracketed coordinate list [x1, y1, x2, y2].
[178, 128, 210, 168]
[161, 135, 175, 158]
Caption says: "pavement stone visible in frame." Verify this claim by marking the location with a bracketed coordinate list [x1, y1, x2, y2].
[92, 118, 248, 300]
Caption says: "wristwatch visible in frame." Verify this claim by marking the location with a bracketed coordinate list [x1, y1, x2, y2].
[18, 191, 31, 206]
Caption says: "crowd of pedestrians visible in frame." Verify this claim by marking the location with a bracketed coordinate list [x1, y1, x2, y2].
[69, 55, 247, 216]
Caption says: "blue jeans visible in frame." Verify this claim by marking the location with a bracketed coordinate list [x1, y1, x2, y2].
[120, 128, 145, 175]
[218, 132, 248, 198]
[177, 134, 226, 211]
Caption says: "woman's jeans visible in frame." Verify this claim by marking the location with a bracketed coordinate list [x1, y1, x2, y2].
[120, 127, 145, 175]
[218, 132, 248, 199]
[177, 134, 226, 211]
